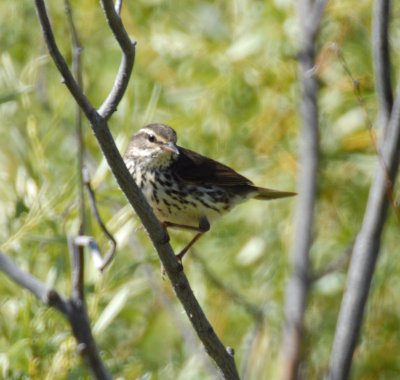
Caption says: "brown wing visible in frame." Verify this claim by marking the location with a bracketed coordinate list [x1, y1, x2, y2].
[171, 147, 254, 187]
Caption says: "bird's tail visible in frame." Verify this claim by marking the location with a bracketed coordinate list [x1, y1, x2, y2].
[253, 187, 297, 200]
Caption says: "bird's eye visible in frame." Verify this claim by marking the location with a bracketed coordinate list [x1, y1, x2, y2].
[148, 134, 155, 143]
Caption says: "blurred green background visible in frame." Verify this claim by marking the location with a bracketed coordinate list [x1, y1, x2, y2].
[1, 0, 399, 379]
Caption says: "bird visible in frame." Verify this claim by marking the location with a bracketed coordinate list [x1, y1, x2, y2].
[124, 123, 296, 265]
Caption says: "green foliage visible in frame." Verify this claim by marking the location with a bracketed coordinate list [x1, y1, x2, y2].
[1, 0, 399, 379]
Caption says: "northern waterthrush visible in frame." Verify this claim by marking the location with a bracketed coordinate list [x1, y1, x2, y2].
[124, 123, 295, 264]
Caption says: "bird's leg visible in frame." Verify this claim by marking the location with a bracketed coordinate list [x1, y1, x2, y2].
[162, 216, 210, 265]
[162, 218, 209, 232]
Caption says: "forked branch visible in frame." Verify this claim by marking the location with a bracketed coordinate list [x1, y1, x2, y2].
[26, 1, 240, 378]
[0, 250, 112, 380]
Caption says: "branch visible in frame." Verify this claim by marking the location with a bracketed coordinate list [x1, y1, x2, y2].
[97, 0, 136, 120]
[83, 167, 117, 271]
[328, 74, 400, 380]
[372, 0, 393, 132]
[65, 0, 86, 303]
[335, 45, 400, 222]
[33, 1, 240, 377]
[68, 239, 113, 380]
[0, 251, 70, 315]
[64, 0, 85, 237]
[279, 1, 327, 379]
[299, 0, 328, 43]
[114, 0, 123, 16]
[0, 251, 112, 380]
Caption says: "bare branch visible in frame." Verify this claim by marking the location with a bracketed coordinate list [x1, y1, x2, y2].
[64, 0, 87, 306]
[64, 0, 86, 237]
[97, 0, 136, 120]
[83, 166, 117, 271]
[335, 45, 400, 222]
[299, 0, 328, 43]
[328, 74, 400, 380]
[372, 0, 393, 132]
[0, 251, 70, 315]
[33, 1, 240, 377]
[64, 0, 83, 88]
[279, 1, 326, 379]
[0, 251, 112, 379]
[67, 299, 113, 380]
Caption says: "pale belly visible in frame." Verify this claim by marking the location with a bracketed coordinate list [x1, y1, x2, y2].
[127, 161, 252, 227]
[141, 179, 231, 227]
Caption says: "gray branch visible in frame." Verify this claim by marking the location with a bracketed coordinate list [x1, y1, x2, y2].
[32, 0, 239, 378]
[327, 74, 400, 380]
[97, 0, 136, 120]
[372, 0, 393, 132]
[0, 251, 70, 315]
[279, 1, 327, 379]
[0, 251, 112, 380]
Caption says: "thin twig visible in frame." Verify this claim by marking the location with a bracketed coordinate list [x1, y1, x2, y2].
[334, 45, 400, 223]
[64, 0, 85, 234]
[83, 166, 117, 271]
[65, 0, 86, 300]
[97, 0, 136, 120]
[68, 237, 113, 380]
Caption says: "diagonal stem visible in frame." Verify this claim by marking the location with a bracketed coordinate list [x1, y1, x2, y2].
[327, 71, 400, 380]
[372, 0, 393, 132]
[32, 1, 241, 377]
[97, 0, 136, 120]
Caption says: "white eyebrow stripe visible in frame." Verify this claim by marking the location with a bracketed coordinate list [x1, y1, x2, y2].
[136, 128, 170, 143]
[139, 128, 155, 135]
[138, 128, 160, 138]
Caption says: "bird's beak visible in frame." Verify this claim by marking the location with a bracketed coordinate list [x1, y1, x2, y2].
[161, 142, 179, 155]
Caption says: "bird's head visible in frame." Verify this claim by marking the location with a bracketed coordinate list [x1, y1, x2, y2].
[124, 123, 180, 169]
